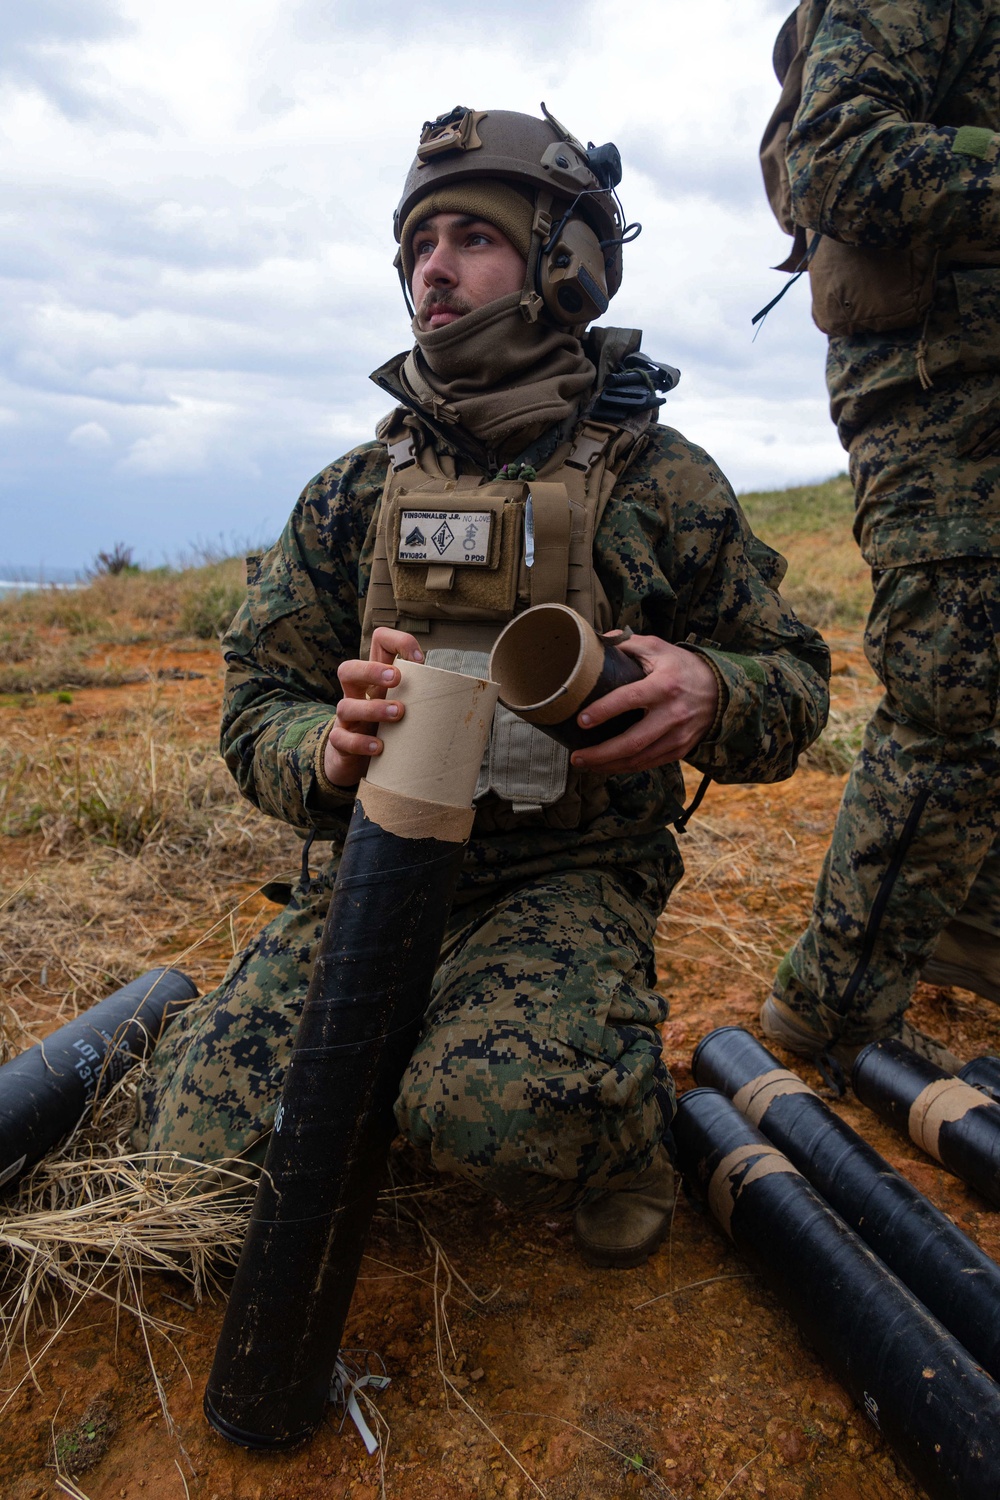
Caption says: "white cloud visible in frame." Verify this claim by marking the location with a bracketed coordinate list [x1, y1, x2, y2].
[68, 420, 112, 449]
[0, 0, 843, 570]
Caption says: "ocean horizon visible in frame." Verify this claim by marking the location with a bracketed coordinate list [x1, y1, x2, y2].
[0, 566, 82, 598]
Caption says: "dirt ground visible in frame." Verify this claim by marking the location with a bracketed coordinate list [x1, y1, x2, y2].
[3, 625, 1000, 1500]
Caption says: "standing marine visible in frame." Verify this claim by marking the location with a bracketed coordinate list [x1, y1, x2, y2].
[133, 105, 830, 1265]
[760, 0, 1000, 1068]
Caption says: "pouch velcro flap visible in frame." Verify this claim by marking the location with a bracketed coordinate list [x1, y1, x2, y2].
[387, 482, 526, 621]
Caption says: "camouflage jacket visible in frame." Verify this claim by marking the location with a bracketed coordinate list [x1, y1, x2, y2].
[221, 418, 830, 899]
[788, 0, 1000, 443]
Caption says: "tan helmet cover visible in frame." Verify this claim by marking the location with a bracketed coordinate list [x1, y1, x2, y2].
[393, 105, 625, 301]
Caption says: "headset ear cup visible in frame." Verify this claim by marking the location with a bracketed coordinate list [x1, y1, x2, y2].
[537, 218, 611, 327]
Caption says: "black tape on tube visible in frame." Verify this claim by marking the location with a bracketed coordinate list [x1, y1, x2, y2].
[674, 1088, 1000, 1500]
[0, 967, 196, 1191]
[959, 1056, 1000, 1106]
[693, 1026, 1000, 1384]
[204, 799, 465, 1449]
[853, 1039, 1000, 1208]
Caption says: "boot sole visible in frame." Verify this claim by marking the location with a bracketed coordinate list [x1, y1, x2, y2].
[920, 959, 1000, 1007]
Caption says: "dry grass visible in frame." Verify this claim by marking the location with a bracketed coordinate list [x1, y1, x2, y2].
[0, 1070, 253, 1423]
[657, 801, 831, 993]
[0, 565, 302, 1424]
[0, 484, 873, 1489]
[0, 559, 246, 692]
[801, 703, 869, 776]
[0, 1091, 460, 1482]
[4, 707, 251, 857]
[1, 694, 300, 1020]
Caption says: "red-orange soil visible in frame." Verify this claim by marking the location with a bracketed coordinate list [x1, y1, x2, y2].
[3, 629, 999, 1500]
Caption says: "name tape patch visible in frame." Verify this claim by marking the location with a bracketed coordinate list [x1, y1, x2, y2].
[399, 510, 493, 566]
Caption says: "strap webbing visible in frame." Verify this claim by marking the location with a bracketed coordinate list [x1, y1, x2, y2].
[528, 482, 571, 606]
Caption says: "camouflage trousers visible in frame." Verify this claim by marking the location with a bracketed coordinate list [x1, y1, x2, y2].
[774, 553, 1000, 1044]
[133, 860, 675, 1211]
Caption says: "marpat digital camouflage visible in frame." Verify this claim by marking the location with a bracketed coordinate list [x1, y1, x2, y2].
[769, 0, 1000, 1044]
[134, 420, 830, 1205]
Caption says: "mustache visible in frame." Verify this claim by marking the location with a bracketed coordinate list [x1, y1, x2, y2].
[416, 288, 475, 320]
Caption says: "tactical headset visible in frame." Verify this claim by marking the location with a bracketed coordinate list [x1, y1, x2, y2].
[393, 105, 639, 330]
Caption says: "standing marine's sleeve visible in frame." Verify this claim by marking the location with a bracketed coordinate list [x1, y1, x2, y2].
[787, 0, 1000, 250]
[219, 442, 388, 835]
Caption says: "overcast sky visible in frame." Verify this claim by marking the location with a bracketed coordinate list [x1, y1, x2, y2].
[0, 0, 843, 575]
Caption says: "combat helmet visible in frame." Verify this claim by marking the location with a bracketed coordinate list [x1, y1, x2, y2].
[393, 104, 635, 329]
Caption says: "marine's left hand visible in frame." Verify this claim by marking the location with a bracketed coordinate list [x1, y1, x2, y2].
[569, 634, 720, 775]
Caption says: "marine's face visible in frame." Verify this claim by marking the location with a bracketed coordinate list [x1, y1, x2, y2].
[410, 213, 526, 331]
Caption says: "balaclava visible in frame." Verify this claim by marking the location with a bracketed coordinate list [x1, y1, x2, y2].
[398, 182, 596, 462]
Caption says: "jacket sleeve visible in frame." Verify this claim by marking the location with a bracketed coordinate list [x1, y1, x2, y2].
[683, 509, 830, 784]
[787, 0, 1000, 250]
[617, 429, 831, 784]
[219, 442, 387, 835]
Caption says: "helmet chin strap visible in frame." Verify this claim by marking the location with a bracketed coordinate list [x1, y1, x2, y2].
[395, 197, 596, 336]
[393, 249, 416, 319]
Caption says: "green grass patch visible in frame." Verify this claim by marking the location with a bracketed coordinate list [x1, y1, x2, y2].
[738, 473, 854, 537]
[52, 1401, 117, 1475]
[179, 566, 246, 640]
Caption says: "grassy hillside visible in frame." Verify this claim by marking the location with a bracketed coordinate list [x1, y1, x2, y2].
[0, 557, 245, 695]
[739, 472, 869, 628]
[0, 471, 865, 705]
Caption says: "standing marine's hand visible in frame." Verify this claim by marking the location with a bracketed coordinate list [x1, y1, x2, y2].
[569, 634, 720, 775]
[323, 628, 425, 787]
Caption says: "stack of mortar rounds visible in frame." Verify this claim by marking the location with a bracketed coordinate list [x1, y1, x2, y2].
[676, 1026, 1000, 1500]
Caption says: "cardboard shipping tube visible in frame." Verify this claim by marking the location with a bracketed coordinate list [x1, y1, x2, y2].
[365, 659, 499, 808]
[853, 1038, 1000, 1207]
[960, 1056, 1000, 1104]
[488, 603, 644, 750]
[694, 1025, 1000, 1387]
[0, 968, 196, 1191]
[908, 1077, 992, 1165]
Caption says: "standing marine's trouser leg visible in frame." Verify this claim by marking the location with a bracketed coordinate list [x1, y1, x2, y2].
[774, 558, 1000, 1044]
[132, 865, 336, 1165]
[395, 867, 674, 1211]
[954, 833, 1000, 936]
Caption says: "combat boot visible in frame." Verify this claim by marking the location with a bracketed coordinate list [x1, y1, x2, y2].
[921, 919, 1000, 1006]
[573, 1146, 675, 1269]
[759, 995, 960, 1075]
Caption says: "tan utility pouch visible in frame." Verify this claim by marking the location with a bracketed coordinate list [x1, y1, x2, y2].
[762, 1, 940, 336]
[384, 477, 526, 622]
[425, 648, 570, 810]
[808, 237, 939, 336]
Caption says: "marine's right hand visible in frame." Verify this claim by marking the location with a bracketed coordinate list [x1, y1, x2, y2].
[323, 628, 424, 787]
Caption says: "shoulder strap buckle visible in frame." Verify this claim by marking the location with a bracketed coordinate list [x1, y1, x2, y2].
[386, 433, 417, 471]
[566, 421, 618, 475]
